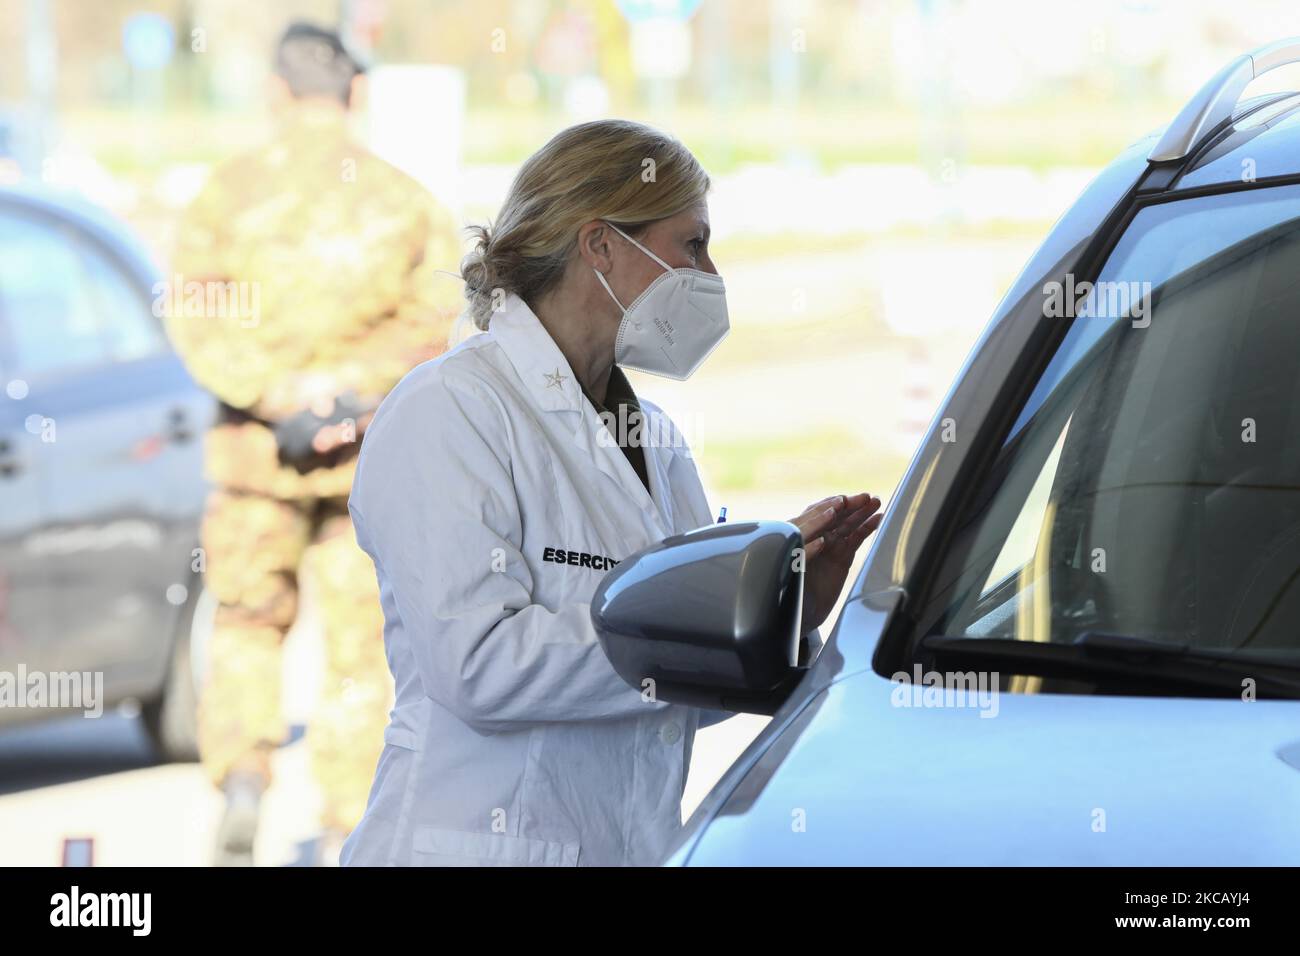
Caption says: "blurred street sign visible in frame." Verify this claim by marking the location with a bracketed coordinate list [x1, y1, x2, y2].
[617, 0, 699, 84]
[616, 0, 703, 22]
[122, 13, 175, 71]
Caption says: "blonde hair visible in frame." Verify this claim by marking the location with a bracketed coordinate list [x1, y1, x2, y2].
[461, 119, 710, 330]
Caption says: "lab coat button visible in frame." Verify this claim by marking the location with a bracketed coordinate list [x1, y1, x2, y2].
[660, 722, 681, 744]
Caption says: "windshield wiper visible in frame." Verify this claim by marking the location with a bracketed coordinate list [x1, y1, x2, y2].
[918, 631, 1300, 699]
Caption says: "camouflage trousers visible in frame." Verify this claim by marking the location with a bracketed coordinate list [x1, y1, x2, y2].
[196, 486, 390, 834]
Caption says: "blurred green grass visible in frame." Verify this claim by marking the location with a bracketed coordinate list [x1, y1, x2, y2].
[704, 307, 885, 370]
[460, 102, 1173, 171]
[701, 426, 910, 497]
[73, 97, 1176, 177]
[710, 222, 1049, 263]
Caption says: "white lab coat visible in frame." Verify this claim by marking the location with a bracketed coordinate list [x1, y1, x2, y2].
[340, 293, 723, 866]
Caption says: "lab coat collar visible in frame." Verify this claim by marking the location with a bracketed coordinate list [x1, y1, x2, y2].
[488, 294, 585, 414]
[489, 294, 673, 538]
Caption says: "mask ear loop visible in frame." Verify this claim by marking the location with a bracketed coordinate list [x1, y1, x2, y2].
[592, 220, 678, 324]
[604, 221, 678, 274]
[593, 268, 627, 313]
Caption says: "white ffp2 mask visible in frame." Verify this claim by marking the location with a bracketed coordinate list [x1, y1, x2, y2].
[593, 221, 729, 381]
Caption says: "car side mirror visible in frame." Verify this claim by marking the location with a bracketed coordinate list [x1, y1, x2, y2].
[591, 520, 808, 715]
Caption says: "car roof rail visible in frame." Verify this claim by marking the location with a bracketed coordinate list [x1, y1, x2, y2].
[1149, 36, 1300, 163]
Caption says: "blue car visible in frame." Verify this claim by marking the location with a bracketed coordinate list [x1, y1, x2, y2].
[593, 37, 1300, 865]
[0, 184, 214, 760]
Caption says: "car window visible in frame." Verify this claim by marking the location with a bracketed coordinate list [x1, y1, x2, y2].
[0, 204, 163, 378]
[922, 183, 1300, 662]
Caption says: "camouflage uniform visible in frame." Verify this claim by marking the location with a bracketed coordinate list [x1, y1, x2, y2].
[167, 105, 461, 833]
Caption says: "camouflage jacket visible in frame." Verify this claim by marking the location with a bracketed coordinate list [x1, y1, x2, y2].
[166, 106, 461, 498]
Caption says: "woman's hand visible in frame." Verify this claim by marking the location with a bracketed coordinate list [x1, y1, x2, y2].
[789, 493, 883, 635]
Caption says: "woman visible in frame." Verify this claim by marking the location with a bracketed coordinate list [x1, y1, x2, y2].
[340, 119, 881, 866]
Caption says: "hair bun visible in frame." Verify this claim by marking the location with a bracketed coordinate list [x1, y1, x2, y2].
[460, 224, 498, 329]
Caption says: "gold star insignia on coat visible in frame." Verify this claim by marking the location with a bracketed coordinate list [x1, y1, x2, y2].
[543, 368, 568, 389]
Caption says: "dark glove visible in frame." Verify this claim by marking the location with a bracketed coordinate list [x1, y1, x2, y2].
[273, 390, 368, 473]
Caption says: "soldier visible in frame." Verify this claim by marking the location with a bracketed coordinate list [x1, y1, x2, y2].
[165, 21, 462, 865]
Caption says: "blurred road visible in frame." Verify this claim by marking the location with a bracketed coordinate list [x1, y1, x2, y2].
[0, 693, 771, 867]
[0, 601, 330, 866]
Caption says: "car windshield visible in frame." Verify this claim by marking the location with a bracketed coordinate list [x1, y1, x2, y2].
[921, 183, 1300, 671]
